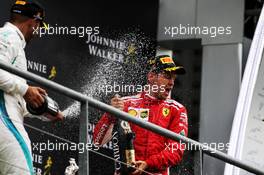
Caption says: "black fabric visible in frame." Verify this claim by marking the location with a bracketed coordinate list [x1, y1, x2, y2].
[11, 0, 45, 20]
[149, 55, 186, 74]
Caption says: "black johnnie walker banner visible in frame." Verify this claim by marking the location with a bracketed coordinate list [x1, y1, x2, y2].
[0, 0, 159, 174]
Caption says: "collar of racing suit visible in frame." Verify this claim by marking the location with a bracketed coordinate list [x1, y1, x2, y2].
[140, 92, 165, 106]
[4, 22, 26, 48]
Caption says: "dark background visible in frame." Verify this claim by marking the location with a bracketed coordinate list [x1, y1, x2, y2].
[0, 0, 218, 174]
[1, 0, 159, 174]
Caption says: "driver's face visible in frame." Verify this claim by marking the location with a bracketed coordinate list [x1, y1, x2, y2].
[27, 19, 41, 41]
[151, 71, 177, 99]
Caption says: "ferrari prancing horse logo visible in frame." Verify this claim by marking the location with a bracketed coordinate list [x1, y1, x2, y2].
[162, 108, 170, 117]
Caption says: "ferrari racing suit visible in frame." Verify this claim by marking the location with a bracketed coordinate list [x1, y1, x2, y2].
[94, 92, 188, 175]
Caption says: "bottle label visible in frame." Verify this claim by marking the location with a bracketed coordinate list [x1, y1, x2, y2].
[125, 149, 135, 165]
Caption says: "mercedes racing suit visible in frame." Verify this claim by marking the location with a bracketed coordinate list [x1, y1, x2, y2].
[94, 92, 188, 175]
[0, 22, 33, 175]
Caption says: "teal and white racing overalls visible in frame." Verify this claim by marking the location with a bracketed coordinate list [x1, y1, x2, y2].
[0, 22, 34, 175]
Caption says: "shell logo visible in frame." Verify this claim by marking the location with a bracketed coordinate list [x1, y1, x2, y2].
[128, 109, 137, 117]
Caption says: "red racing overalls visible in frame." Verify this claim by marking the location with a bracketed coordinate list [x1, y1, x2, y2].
[94, 92, 188, 175]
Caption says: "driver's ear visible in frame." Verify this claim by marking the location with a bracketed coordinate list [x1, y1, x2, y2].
[148, 71, 157, 84]
[26, 18, 35, 29]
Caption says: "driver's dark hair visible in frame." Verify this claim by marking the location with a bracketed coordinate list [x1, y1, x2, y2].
[10, 13, 30, 24]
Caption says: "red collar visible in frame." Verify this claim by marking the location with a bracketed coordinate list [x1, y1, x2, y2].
[140, 92, 164, 105]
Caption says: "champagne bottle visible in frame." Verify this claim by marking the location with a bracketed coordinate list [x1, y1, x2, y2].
[125, 132, 136, 172]
[120, 120, 136, 173]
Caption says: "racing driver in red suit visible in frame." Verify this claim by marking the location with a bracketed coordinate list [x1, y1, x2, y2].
[93, 55, 188, 175]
